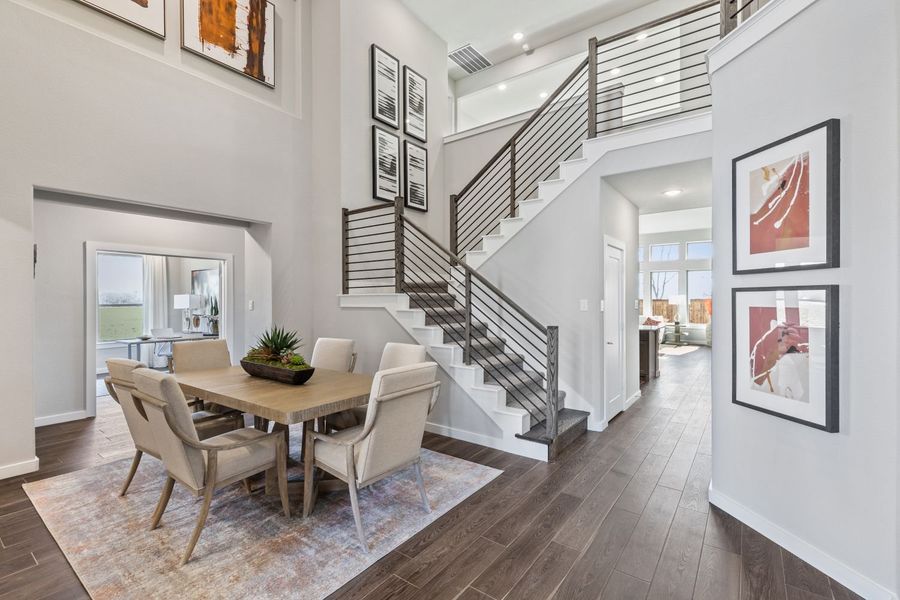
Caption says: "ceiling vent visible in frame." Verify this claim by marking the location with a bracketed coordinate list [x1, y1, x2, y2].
[449, 44, 492, 74]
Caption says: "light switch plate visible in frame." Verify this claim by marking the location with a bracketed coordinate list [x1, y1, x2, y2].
[249, 300, 255, 311]
[579, 299, 589, 312]
[634, 300, 640, 310]
[600, 299, 605, 312]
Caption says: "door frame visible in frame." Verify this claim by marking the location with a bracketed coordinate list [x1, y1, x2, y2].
[603, 235, 627, 422]
[84, 241, 234, 419]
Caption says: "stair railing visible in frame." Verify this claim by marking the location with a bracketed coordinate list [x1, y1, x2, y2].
[342, 198, 560, 439]
[449, 0, 721, 259]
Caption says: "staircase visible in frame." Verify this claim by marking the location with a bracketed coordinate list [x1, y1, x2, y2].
[340, 200, 587, 461]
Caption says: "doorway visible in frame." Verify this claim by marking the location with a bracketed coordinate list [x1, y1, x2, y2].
[604, 237, 626, 420]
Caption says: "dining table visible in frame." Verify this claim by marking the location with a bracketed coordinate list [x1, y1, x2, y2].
[174, 365, 374, 512]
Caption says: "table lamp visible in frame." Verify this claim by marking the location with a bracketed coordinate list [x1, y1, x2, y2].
[173, 294, 204, 332]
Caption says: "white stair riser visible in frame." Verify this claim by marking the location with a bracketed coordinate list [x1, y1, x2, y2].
[499, 218, 525, 237]
[466, 251, 487, 269]
[559, 160, 588, 180]
[537, 179, 566, 201]
[481, 236, 505, 253]
[518, 199, 547, 220]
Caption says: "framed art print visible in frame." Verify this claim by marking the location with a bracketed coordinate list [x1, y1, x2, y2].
[404, 141, 428, 212]
[732, 119, 839, 274]
[732, 285, 839, 432]
[372, 125, 400, 203]
[182, 0, 276, 87]
[371, 45, 400, 129]
[74, 0, 165, 38]
[403, 66, 427, 142]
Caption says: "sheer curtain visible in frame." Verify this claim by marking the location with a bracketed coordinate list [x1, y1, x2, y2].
[142, 255, 169, 368]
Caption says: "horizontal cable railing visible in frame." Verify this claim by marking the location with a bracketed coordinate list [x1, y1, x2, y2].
[341, 198, 560, 439]
[450, 0, 721, 260]
[722, 0, 771, 36]
[342, 203, 398, 294]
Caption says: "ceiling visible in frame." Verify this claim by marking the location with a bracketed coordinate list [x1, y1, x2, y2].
[401, 0, 657, 79]
[604, 159, 712, 215]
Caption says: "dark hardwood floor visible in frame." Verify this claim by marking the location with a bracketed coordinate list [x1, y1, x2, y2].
[0, 348, 864, 599]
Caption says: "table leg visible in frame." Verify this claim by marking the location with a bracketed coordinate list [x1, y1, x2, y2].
[127, 343, 132, 360]
[303, 420, 317, 518]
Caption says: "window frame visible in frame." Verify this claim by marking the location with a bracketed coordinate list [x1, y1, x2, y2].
[685, 240, 713, 261]
[649, 242, 681, 262]
[96, 252, 145, 342]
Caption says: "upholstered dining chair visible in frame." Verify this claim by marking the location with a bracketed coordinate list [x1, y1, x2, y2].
[310, 337, 357, 372]
[131, 368, 290, 566]
[303, 362, 440, 551]
[105, 358, 243, 497]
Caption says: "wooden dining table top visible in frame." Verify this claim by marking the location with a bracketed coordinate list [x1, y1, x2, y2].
[174, 366, 374, 424]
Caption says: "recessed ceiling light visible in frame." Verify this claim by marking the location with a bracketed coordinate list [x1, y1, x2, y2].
[635, 31, 648, 40]
[610, 67, 621, 75]
[521, 43, 530, 51]
[512, 32, 524, 42]
[654, 76, 666, 83]
[497, 83, 507, 91]
[539, 91, 548, 99]
[663, 189, 683, 197]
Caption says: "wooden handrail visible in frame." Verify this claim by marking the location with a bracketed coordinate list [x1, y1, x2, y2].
[344, 203, 394, 216]
[592, 0, 719, 48]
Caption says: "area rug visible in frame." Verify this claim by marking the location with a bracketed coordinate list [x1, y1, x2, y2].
[24, 448, 500, 600]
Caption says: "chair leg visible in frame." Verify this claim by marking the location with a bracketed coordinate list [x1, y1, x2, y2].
[120, 450, 143, 497]
[181, 484, 215, 566]
[302, 421, 316, 518]
[347, 477, 367, 552]
[276, 438, 291, 519]
[149, 476, 175, 530]
[242, 478, 252, 494]
[413, 462, 431, 513]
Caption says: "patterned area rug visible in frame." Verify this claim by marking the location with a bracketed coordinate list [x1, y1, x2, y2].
[24, 448, 500, 600]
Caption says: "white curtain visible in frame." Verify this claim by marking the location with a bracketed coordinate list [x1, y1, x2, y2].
[143, 255, 169, 368]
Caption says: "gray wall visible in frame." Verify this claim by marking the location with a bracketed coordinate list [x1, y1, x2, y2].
[709, 0, 899, 595]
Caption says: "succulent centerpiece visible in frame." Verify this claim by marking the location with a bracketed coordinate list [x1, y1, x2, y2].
[240, 326, 315, 385]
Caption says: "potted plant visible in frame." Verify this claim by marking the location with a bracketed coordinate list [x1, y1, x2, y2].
[240, 326, 315, 385]
[208, 296, 220, 335]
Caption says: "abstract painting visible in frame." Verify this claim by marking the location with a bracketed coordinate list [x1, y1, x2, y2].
[191, 268, 220, 316]
[732, 119, 839, 274]
[74, 0, 165, 37]
[371, 45, 400, 129]
[732, 286, 839, 432]
[403, 66, 427, 142]
[404, 141, 428, 212]
[372, 125, 400, 203]
[182, 0, 275, 87]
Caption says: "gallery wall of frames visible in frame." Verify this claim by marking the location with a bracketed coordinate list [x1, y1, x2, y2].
[72, 0, 276, 87]
[730, 119, 840, 432]
[371, 44, 429, 212]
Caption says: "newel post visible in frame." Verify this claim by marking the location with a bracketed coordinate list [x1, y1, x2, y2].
[394, 196, 405, 293]
[545, 326, 559, 440]
[450, 194, 459, 256]
[341, 208, 349, 295]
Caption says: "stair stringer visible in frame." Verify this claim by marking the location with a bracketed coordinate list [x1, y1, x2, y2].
[465, 112, 714, 269]
[338, 293, 551, 461]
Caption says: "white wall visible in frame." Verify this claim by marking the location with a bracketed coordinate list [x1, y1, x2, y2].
[0, 0, 310, 478]
[708, 1, 899, 597]
[443, 118, 524, 201]
[32, 198, 267, 423]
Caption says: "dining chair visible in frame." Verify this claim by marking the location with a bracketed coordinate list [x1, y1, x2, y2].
[310, 337, 357, 372]
[131, 368, 290, 566]
[304, 362, 440, 551]
[171, 339, 240, 417]
[105, 358, 243, 498]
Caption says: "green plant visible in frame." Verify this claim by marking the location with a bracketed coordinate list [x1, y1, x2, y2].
[209, 296, 219, 318]
[244, 325, 309, 369]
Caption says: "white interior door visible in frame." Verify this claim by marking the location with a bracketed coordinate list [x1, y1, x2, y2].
[604, 241, 625, 420]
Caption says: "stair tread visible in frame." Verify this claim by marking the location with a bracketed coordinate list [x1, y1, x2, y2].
[516, 408, 589, 444]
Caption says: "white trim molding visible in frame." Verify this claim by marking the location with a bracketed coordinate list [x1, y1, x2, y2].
[0, 456, 39, 480]
[709, 484, 898, 600]
[35, 410, 91, 428]
[624, 390, 641, 411]
[706, 0, 821, 76]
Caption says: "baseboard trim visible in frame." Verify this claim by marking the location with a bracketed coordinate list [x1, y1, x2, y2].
[425, 422, 548, 462]
[624, 390, 641, 410]
[35, 410, 91, 428]
[0, 457, 39, 480]
[708, 484, 897, 600]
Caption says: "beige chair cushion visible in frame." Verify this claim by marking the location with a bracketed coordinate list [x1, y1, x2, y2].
[378, 343, 426, 371]
[311, 338, 356, 372]
[313, 425, 363, 477]
[203, 428, 278, 482]
[106, 359, 156, 452]
[172, 340, 231, 373]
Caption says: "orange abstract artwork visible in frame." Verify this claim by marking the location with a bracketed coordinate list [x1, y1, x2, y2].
[199, 0, 238, 54]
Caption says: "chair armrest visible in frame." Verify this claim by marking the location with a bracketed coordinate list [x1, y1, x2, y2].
[309, 429, 364, 447]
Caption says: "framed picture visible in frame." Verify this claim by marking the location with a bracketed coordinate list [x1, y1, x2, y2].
[404, 141, 428, 212]
[403, 66, 427, 142]
[191, 268, 221, 315]
[181, 0, 276, 88]
[371, 45, 400, 129]
[732, 119, 839, 274]
[73, 0, 165, 38]
[732, 285, 839, 432]
[372, 125, 400, 203]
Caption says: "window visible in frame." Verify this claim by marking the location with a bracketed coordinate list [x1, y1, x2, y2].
[688, 270, 712, 324]
[649, 243, 679, 262]
[686, 241, 713, 260]
[638, 246, 645, 262]
[97, 253, 144, 342]
[650, 271, 680, 322]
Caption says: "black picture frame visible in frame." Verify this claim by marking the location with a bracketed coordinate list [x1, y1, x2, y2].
[403, 140, 428, 212]
[372, 125, 400, 203]
[371, 44, 400, 129]
[403, 66, 428, 143]
[75, 0, 166, 39]
[731, 285, 839, 432]
[731, 119, 840, 275]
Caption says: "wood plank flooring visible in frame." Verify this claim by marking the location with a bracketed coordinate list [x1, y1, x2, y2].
[0, 348, 866, 599]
